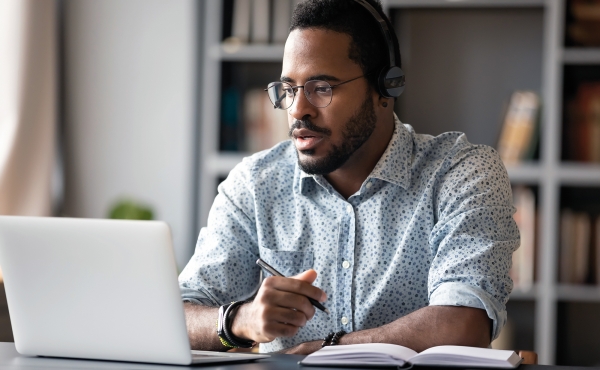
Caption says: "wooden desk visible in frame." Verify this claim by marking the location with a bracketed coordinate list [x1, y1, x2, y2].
[0, 343, 595, 370]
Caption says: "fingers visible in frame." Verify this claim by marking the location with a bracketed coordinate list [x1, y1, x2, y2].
[263, 275, 327, 303]
[292, 269, 318, 284]
[258, 288, 316, 320]
[242, 271, 328, 343]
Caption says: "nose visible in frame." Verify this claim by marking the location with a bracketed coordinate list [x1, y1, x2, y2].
[288, 86, 317, 121]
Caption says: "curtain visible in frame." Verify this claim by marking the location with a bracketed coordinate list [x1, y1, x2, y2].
[0, 0, 57, 216]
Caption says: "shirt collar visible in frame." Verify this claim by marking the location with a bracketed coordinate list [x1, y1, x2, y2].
[295, 114, 413, 194]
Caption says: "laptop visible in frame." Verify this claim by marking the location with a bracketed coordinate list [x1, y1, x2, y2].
[0, 216, 269, 365]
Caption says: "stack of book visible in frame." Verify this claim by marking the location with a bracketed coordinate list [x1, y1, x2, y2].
[559, 209, 600, 285]
[225, 0, 305, 46]
[496, 91, 540, 166]
[567, 0, 600, 47]
[564, 82, 600, 163]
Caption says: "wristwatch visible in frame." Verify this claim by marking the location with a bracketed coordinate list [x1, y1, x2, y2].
[216, 301, 255, 349]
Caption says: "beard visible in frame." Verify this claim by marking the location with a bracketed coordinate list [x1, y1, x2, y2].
[290, 93, 377, 175]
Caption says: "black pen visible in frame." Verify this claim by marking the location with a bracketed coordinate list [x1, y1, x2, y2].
[256, 258, 330, 315]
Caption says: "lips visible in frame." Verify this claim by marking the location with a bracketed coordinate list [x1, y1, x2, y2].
[292, 129, 324, 151]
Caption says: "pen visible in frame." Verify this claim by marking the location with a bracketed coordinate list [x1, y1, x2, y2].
[256, 258, 330, 315]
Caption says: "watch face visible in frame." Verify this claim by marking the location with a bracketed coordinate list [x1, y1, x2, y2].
[217, 305, 226, 334]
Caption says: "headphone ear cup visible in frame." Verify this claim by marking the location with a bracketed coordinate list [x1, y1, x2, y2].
[378, 66, 405, 98]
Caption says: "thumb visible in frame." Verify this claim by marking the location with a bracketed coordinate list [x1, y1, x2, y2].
[291, 269, 317, 284]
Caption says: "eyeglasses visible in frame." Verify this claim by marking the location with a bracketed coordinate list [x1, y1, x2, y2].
[264, 74, 366, 110]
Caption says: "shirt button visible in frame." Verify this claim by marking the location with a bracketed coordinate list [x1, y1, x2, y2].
[342, 260, 350, 269]
[366, 182, 372, 189]
[341, 317, 349, 325]
[346, 204, 353, 213]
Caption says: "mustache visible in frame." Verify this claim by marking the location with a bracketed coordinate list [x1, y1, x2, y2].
[288, 119, 332, 137]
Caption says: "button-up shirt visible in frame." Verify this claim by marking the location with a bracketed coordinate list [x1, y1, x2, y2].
[179, 116, 519, 353]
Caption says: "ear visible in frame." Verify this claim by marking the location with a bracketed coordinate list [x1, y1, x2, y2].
[378, 95, 392, 109]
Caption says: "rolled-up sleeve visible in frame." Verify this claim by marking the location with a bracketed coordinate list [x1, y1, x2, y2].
[428, 144, 520, 340]
[178, 158, 262, 306]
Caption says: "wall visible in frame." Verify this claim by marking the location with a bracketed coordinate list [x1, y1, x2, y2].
[395, 8, 543, 148]
[62, 0, 197, 269]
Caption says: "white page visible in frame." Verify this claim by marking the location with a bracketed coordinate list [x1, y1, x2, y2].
[411, 346, 518, 366]
[302, 343, 417, 366]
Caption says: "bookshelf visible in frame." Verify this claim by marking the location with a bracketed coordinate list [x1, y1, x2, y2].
[196, 0, 600, 365]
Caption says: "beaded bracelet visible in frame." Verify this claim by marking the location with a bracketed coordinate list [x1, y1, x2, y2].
[322, 330, 347, 347]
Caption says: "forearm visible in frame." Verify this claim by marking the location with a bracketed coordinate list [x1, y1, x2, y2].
[183, 302, 227, 351]
[286, 305, 491, 355]
[342, 306, 491, 351]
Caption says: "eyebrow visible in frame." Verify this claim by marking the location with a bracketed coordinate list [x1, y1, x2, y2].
[280, 74, 341, 84]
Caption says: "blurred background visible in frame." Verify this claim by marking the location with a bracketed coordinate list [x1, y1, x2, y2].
[1, 0, 600, 366]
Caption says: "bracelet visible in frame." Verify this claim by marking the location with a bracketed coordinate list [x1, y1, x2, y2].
[223, 301, 256, 349]
[321, 332, 335, 348]
[322, 330, 347, 347]
[217, 304, 237, 348]
[330, 330, 346, 345]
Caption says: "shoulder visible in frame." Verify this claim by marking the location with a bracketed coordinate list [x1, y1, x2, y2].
[222, 141, 297, 192]
[408, 125, 505, 177]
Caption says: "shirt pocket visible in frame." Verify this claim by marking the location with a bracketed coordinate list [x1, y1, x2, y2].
[258, 249, 314, 277]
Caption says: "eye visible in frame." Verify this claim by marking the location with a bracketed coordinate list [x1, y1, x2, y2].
[283, 87, 295, 97]
[314, 86, 330, 93]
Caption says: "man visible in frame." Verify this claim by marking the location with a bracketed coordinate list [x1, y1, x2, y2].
[179, 0, 519, 355]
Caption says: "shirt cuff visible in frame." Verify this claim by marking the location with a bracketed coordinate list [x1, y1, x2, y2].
[180, 286, 220, 307]
[429, 282, 506, 341]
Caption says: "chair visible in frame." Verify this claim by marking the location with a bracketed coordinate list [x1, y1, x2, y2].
[518, 350, 538, 365]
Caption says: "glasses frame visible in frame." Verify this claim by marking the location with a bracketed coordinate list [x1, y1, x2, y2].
[264, 74, 367, 110]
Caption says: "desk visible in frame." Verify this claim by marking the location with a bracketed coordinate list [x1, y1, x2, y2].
[0, 343, 593, 370]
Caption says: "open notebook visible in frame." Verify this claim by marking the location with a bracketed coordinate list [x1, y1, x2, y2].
[300, 343, 522, 368]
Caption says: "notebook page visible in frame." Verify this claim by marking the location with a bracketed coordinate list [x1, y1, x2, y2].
[301, 343, 417, 366]
[410, 346, 520, 368]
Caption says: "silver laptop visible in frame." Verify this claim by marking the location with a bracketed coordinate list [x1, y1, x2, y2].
[0, 216, 268, 365]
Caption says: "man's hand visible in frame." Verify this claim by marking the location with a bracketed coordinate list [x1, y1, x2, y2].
[231, 269, 327, 343]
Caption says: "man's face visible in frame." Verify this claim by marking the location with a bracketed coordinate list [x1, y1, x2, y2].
[282, 28, 377, 175]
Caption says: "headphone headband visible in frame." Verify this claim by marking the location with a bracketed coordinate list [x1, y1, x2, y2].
[353, 0, 395, 67]
[352, 0, 405, 98]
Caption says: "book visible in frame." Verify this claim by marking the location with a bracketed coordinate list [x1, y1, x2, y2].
[560, 209, 592, 284]
[510, 186, 536, 290]
[242, 88, 289, 153]
[496, 91, 540, 165]
[573, 212, 591, 284]
[568, 0, 600, 46]
[595, 217, 600, 284]
[231, 0, 251, 44]
[272, 0, 292, 44]
[251, 0, 270, 44]
[300, 343, 522, 368]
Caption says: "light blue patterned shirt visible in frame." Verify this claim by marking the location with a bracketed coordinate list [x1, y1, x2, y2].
[179, 116, 519, 353]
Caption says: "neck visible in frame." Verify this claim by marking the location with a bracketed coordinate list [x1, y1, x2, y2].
[325, 114, 395, 199]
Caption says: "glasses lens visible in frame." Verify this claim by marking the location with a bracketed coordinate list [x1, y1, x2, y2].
[304, 80, 332, 108]
[267, 82, 294, 110]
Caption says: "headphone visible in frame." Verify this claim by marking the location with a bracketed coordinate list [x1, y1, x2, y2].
[353, 0, 405, 98]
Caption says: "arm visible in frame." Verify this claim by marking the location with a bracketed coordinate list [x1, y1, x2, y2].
[184, 271, 326, 350]
[285, 305, 490, 354]
[285, 306, 491, 355]
[184, 303, 223, 351]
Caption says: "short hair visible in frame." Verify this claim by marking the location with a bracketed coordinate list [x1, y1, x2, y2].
[290, 0, 401, 95]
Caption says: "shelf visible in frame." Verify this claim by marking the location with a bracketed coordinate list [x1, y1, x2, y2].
[510, 285, 538, 300]
[208, 44, 285, 62]
[384, 0, 545, 8]
[557, 285, 600, 302]
[562, 48, 600, 65]
[506, 163, 542, 184]
[557, 163, 600, 185]
[204, 153, 246, 176]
